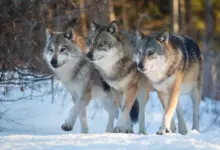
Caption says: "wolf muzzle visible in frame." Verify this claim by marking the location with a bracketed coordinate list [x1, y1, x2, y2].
[86, 52, 93, 61]
[137, 63, 144, 71]
[50, 58, 58, 68]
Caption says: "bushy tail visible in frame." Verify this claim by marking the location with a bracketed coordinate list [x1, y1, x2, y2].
[130, 98, 139, 123]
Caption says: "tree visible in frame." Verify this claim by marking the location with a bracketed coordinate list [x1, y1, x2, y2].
[171, 0, 179, 33]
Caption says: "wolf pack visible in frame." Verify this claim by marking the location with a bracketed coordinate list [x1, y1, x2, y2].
[44, 20, 203, 135]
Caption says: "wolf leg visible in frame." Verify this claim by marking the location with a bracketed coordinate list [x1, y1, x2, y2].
[157, 72, 183, 135]
[157, 91, 176, 133]
[176, 101, 187, 135]
[137, 81, 150, 134]
[62, 92, 90, 132]
[79, 108, 88, 133]
[191, 84, 201, 132]
[103, 93, 118, 132]
[114, 84, 137, 133]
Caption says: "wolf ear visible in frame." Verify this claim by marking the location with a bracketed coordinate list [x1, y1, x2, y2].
[156, 30, 169, 43]
[64, 28, 75, 40]
[46, 28, 53, 40]
[136, 31, 144, 42]
[107, 21, 119, 34]
[91, 21, 98, 31]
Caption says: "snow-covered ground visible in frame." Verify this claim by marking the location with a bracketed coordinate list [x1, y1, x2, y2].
[0, 82, 220, 150]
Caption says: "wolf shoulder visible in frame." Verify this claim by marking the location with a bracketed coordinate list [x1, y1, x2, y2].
[170, 34, 203, 60]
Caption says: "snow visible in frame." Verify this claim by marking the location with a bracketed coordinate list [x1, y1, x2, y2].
[0, 82, 220, 150]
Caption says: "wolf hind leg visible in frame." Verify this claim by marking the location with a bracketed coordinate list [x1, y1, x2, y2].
[191, 84, 201, 132]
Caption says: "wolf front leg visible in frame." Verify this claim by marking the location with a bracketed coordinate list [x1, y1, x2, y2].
[157, 91, 176, 133]
[79, 108, 88, 133]
[157, 91, 187, 135]
[61, 92, 91, 132]
[136, 80, 151, 134]
[103, 92, 119, 132]
[114, 84, 138, 133]
[157, 72, 183, 135]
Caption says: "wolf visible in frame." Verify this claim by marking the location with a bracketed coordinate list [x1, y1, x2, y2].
[43, 28, 120, 133]
[120, 30, 189, 135]
[85, 21, 151, 134]
[134, 30, 203, 134]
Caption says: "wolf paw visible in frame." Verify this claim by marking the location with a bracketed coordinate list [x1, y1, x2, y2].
[171, 126, 176, 133]
[61, 121, 73, 131]
[113, 127, 134, 133]
[179, 128, 187, 135]
[105, 128, 114, 133]
[138, 131, 147, 135]
[156, 128, 171, 135]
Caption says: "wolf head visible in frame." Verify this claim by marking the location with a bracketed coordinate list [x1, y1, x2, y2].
[134, 31, 169, 73]
[44, 28, 82, 69]
[85, 21, 123, 64]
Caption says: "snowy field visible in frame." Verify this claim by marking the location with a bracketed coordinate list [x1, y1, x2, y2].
[0, 82, 220, 150]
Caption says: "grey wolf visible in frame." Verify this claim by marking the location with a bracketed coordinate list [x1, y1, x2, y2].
[135, 31, 203, 134]
[44, 28, 120, 133]
[120, 29, 188, 135]
[85, 21, 150, 134]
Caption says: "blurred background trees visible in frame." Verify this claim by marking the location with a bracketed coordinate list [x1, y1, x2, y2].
[0, 0, 220, 100]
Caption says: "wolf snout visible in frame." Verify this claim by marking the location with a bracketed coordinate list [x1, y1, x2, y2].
[50, 58, 58, 68]
[137, 63, 144, 71]
[86, 52, 93, 60]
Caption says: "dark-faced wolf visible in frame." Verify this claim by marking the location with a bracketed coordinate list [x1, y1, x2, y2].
[135, 31, 203, 134]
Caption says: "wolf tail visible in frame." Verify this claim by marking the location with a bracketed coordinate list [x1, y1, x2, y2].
[130, 98, 139, 123]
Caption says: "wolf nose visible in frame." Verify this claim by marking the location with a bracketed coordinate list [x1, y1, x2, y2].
[86, 52, 93, 60]
[137, 63, 144, 71]
[50, 58, 58, 68]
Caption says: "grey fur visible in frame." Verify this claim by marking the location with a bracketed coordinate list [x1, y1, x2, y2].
[86, 21, 148, 134]
[135, 30, 203, 134]
[44, 28, 118, 133]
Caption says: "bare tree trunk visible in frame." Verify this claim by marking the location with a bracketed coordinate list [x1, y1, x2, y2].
[171, 0, 179, 33]
[185, 0, 192, 36]
[179, 0, 186, 34]
[80, 0, 88, 37]
[204, 0, 214, 50]
[202, 0, 215, 99]
[108, 0, 116, 22]
[88, 0, 110, 25]
[122, 0, 128, 30]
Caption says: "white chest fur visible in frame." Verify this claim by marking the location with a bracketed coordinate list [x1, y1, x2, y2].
[106, 72, 134, 92]
[54, 59, 89, 99]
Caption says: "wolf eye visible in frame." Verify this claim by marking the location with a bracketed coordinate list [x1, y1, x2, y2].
[100, 41, 107, 47]
[148, 51, 155, 56]
[49, 48, 53, 52]
[137, 51, 141, 56]
[60, 47, 67, 52]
